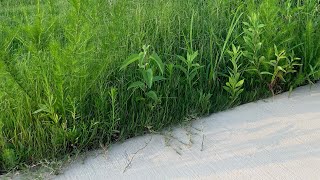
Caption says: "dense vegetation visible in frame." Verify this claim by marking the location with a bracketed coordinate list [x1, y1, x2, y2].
[0, 0, 319, 173]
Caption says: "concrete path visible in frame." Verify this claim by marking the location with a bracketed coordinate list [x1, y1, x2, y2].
[54, 83, 320, 180]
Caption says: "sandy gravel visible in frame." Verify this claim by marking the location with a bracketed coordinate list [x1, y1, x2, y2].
[24, 83, 320, 179]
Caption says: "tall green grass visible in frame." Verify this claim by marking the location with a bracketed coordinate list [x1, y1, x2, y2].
[0, 0, 319, 172]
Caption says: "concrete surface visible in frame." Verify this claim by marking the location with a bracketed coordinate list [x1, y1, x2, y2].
[34, 83, 320, 179]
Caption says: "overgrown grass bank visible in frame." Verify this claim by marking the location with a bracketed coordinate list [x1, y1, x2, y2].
[0, 0, 319, 172]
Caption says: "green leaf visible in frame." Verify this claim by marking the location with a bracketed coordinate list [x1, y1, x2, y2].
[292, 63, 302, 66]
[191, 63, 200, 67]
[33, 104, 49, 114]
[278, 74, 286, 82]
[177, 55, 188, 65]
[259, 56, 266, 62]
[237, 88, 244, 95]
[128, 81, 145, 90]
[236, 79, 244, 88]
[188, 51, 198, 63]
[166, 63, 174, 75]
[120, 53, 141, 70]
[143, 69, 153, 89]
[175, 65, 187, 75]
[153, 76, 166, 82]
[150, 53, 165, 75]
[257, 42, 262, 51]
[277, 66, 286, 73]
[223, 86, 231, 93]
[243, 22, 250, 26]
[245, 68, 259, 74]
[146, 91, 158, 101]
[136, 96, 145, 102]
[190, 66, 203, 74]
[260, 72, 273, 76]
[189, 71, 198, 82]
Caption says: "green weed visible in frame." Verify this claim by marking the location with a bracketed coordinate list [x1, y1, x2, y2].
[0, 0, 319, 173]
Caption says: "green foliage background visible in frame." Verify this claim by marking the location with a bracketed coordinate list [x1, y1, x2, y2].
[0, 0, 319, 172]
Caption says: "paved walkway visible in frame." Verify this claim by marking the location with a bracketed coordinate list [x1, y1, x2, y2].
[53, 83, 320, 179]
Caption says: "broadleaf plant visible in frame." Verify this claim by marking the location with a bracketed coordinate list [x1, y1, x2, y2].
[120, 45, 165, 103]
[223, 44, 245, 104]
